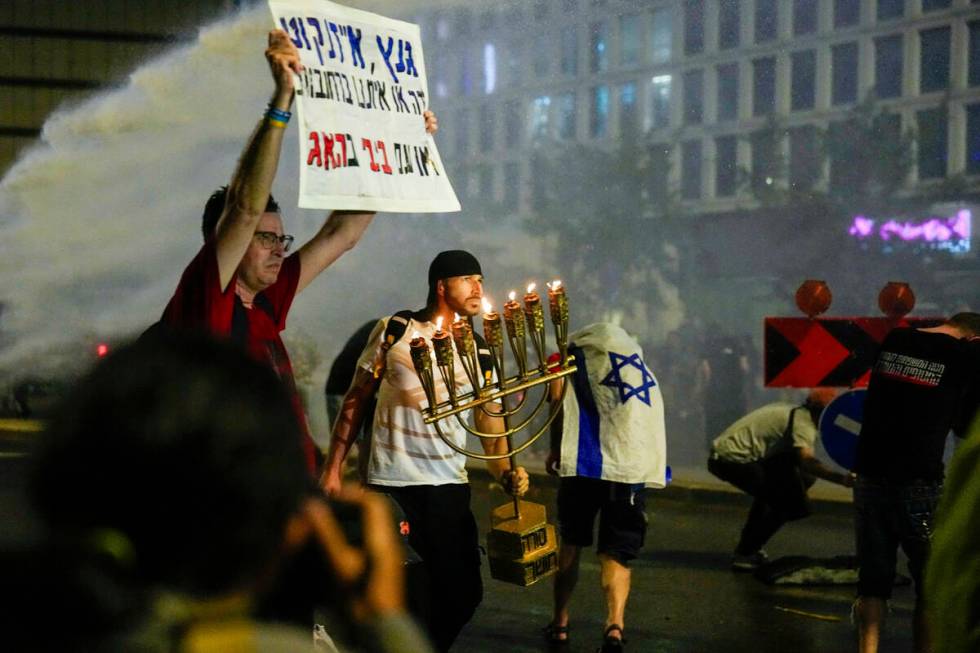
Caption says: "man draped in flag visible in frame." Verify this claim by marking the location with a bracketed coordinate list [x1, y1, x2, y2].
[544, 323, 667, 653]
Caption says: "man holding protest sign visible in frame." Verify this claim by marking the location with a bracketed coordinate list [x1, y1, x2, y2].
[160, 28, 438, 475]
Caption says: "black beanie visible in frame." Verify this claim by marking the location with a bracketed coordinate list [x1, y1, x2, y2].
[428, 250, 482, 289]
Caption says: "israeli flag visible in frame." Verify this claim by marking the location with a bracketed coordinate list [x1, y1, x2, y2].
[558, 323, 668, 488]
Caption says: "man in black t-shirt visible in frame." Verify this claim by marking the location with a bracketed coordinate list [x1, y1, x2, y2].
[852, 312, 980, 653]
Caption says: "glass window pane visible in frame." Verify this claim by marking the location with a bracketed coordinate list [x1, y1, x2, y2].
[590, 21, 609, 73]
[504, 100, 522, 144]
[753, 57, 776, 116]
[561, 29, 578, 76]
[789, 126, 820, 191]
[719, 0, 740, 50]
[620, 15, 642, 67]
[591, 85, 609, 137]
[793, 0, 818, 35]
[480, 104, 494, 151]
[917, 107, 947, 179]
[646, 74, 672, 130]
[832, 42, 858, 105]
[920, 27, 950, 93]
[619, 82, 638, 135]
[529, 96, 551, 139]
[966, 103, 980, 175]
[755, 0, 778, 43]
[717, 63, 739, 122]
[649, 7, 673, 64]
[874, 35, 903, 99]
[684, 0, 704, 54]
[877, 0, 904, 20]
[833, 0, 860, 28]
[533, 37, 550, 78]
[682, 140, 702, 199]
[649, 144, 671, 201]
[715, 135, 737, 197]
[503, 164, 520, 211]
[683, 69, 704, 124]
[969, 21, 980, 87]
[791, 50, 816, 111]
[921, 0, 951, 12]
[558, 92, 577, 139]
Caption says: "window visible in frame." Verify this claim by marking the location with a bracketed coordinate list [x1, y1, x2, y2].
[684, 0, 704, 54]
[921, 0, 951, 12]
[789, 126, 821, 191]
[649, 144, 671, 202]
[917, 107, 947, 179]
[920, 27, 950, 93]
[833, 0, 859, 28]
[590, 21, 609, 73]
[647, 74, 672, 130]
[483, 44, 497, 95]
[557, 93, 577, 139]
[620, 15, 642, 67]
[459, 48, 473, 96]
[506, 39, 523, 88]
[751, 128, 781, 192]
[716, 63, 739, 122]
[479, 166, 494, 200]
[715, 135, 737, 197]
[504, 100, 522, 144]
[480, 104, 494, 151]
[966, 103, 980, 174]
[683, 69, 704, 124]
[832, 42, 858, 105]
[619, 83, 638, 135]
[874, 35, 903, 99]
[753, 57, 776, 116]
[755, 0, 778, 43]
[649, 7, 673, 64]
[877, 0, 904, 20]
[591, 86, 610, 137]
[791, 50, 816, 111]
[793, 0, 818, 35]
[529, 96, 551, 139]
[682, 140, 702, 199]
[969, 21, 980, 87]
[561, 29, 578, 76]
[719, 0, 740, 50]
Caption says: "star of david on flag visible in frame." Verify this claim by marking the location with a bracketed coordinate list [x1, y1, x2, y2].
[599, 351, 657, 406]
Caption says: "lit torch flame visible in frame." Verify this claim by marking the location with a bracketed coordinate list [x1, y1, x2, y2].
[482, 298, 493, 313]
[435, 316, 443, 331]
[508, 290, 516, 302]
[526, 282, 537, 294]
[453, 312, 461, 322]
[548, 279, 562, 291]
[411, 330, 421, 340]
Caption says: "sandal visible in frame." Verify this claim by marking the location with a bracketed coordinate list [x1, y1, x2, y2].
[543, 623, 570, 646]
[598, 624, 626, 652]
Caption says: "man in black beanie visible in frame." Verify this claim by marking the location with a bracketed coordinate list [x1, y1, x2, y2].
[321, 250, 529, 652]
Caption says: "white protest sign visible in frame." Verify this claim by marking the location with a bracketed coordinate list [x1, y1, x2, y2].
[268, 0, 459, 213]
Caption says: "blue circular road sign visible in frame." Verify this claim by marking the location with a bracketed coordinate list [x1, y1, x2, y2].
[818, 388, 867, 471]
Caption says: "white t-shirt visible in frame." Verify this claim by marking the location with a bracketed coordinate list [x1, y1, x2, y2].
[357, 316, 480, 486]
[710, 402, 817, 464]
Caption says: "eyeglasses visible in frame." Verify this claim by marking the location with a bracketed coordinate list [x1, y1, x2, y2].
[254, 231, 295, 252]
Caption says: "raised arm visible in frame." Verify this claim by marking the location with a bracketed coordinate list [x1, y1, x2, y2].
[294, 110, 440, 294]
[321, 367, 379, 496]
[213, 29, 300, 290]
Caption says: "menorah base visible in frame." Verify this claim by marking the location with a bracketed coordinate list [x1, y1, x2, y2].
[487, 500, 559, 586]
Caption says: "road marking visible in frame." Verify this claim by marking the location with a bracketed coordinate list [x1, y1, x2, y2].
[774, 606, 842, 622]
[834, 414, 862, 436]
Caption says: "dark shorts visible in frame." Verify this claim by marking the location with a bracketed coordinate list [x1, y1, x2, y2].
[557, 476, 648, 564]
[854, 476, 943, 600]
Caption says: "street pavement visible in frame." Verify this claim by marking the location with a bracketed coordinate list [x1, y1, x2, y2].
[457, 465, 915, 653]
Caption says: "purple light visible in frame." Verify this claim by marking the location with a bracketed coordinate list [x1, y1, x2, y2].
[847, 209, 971, 253]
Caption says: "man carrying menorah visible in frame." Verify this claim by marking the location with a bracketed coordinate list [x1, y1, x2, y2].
[320, 249, 529, 653]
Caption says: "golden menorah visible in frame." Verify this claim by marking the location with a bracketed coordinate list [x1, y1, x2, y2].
[408, 281, 575, 586]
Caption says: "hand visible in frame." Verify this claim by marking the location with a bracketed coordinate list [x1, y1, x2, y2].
[842, 472, 857, 488]
[502, 466, 530, 497]
[320, 468, 343, 498]
[302, 487, 405, 620]
[423, 110, 438, 134]
[265, 29, 302, 105]
[545, 450, 560, 477]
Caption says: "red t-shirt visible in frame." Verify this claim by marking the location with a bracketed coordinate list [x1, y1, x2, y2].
[161, 239, 318, 474]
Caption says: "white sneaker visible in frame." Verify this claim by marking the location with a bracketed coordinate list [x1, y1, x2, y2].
[731, 550, 769, 571]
